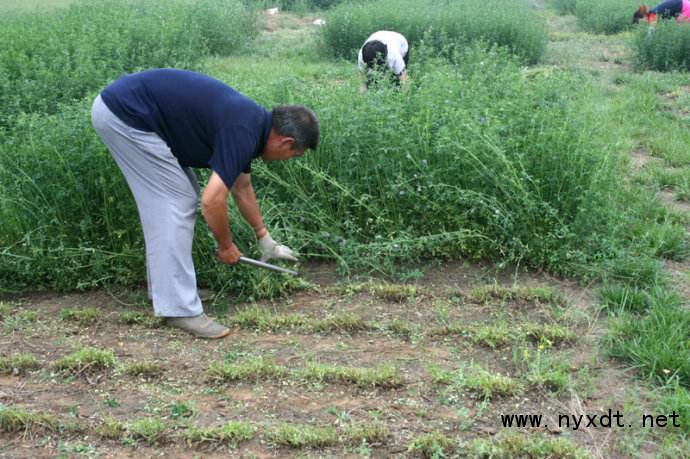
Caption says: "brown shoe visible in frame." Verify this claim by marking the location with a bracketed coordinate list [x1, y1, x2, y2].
[165, 313, 230, 339]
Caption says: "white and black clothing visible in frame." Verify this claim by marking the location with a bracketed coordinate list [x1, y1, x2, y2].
[357, 31, 409, 86]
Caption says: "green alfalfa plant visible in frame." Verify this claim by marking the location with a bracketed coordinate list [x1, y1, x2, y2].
[321, 0, 547, 64]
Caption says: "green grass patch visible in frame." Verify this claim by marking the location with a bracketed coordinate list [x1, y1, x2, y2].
[53, 347, 117, 374]
[599, 284, 651, 313]
[268, 423, 338, 448]
[185, 421, 256, 448]
[606, 302, 690, 387]
[0, 353, 40, 375]
[59, 306, 101, 324]
[658, 380, 690, 435]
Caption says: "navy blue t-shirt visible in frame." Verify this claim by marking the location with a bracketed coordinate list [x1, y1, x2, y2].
[101, 69, 272, 188]
[650, 0, 683, 16]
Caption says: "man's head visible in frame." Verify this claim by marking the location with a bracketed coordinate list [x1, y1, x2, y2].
[633, 5, 649, 23]
[262, 105, 319, 161]
[362, 40, 388, 69]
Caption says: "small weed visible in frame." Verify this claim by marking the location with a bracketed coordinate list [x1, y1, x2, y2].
[97, 418, 125, 440]
[0, 353, 40, 375]
[513, 347, 571, 392]
[457, 365, 524, 400]
[428, 323, 470, 337]
[59, 307, 101, 324]
[522, 322, 575, 347]
[427, 364, 454, 385]
[268, 423, 338, 448]
[124, 361, 165, 379]
[185, 421, 256, 447]
[371, 283, 416, 303]
[53, 347, 117, 374]
[384, 318, 417, 340]
[3, 310, 38, 332]
[407, 431, 457, 458]
[169, 401, 195, 419]
[125, 417, 168, 445]
[467, 431, 589, 458]
[207, 357, 288, 383]
[0, 302, 11, 318]
[312, 313, 374, 334]
[0, 405, 57, 433]
[470, 321, 515, 348]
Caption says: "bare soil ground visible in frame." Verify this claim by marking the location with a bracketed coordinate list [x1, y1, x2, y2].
[0, 262, 666, 458]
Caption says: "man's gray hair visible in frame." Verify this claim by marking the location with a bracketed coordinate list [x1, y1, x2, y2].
[271, 105, 320, 151]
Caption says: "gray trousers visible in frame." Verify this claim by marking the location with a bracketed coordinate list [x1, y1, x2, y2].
[91, 95, 203, 317]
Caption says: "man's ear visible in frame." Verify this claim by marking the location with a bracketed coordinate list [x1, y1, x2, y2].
[640, 6, 648, 14]
[279, 136, 295, 149]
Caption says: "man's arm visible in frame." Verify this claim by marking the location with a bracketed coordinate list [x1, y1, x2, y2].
[232, 173, 298, 262]
[231, 173, 268, 240]
[201, 171, 241, 263]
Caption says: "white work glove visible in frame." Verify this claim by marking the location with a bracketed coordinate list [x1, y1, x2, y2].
[258, 233, 298, 262]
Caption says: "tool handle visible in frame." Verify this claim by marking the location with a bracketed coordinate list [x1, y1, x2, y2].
[239, 256, 299, 276]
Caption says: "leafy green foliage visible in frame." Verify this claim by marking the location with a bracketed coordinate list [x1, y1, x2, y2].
[321, 0, 547, 64]
[634, 20, 690, 71]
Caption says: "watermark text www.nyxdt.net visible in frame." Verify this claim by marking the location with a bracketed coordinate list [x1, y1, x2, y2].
[501, 410, 682, 430]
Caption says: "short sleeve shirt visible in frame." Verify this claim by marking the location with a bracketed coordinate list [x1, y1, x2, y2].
[357, 31, 409, 75]
[101, 69, 272, 189]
